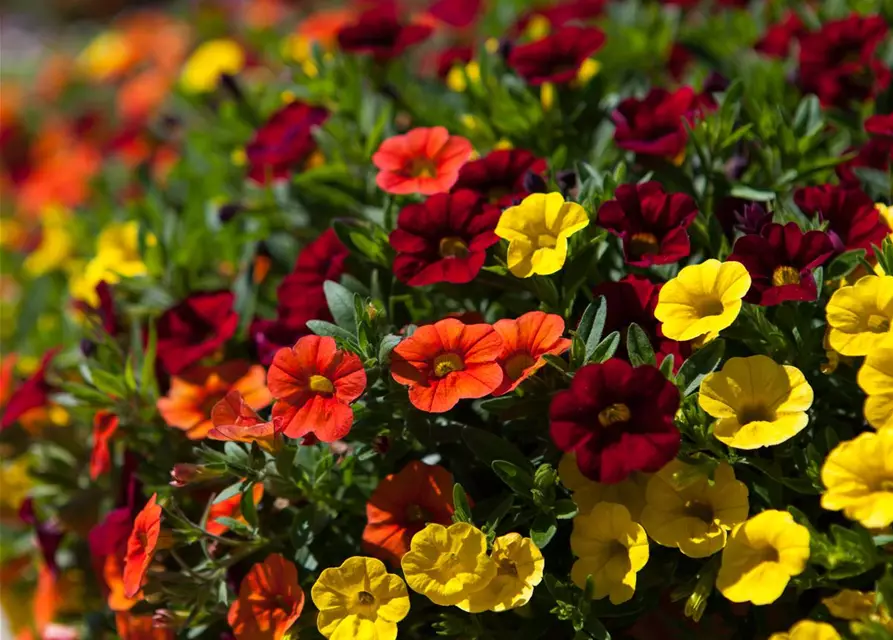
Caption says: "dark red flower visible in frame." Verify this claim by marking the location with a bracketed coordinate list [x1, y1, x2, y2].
[451, 149, 547, 207]
[838, 113, 893, 187]
[550, 359, 680, 483]
[793, 185, 888, 253]
[667, 44, 693, 81]
[435, 45, 473, 78]
[20, 498, 64, 576]
[337, 7, 433, 61]
[156, 291, 238, 375]
[74, 281, 119, 335]
[1, 349, 57, 431]
[513, 0, 604, 35]
[755, 12, 805, 58]
[245, 101, 329, 185]
[428, 0, 482, 28]
[390, 190, 500, 286]
[866, 114, 893, 139]
[728, 222, 835, 306]
[612, 87, 698, 162]
[508, 26, 605, 86]
[597, 181, 698, 267]
[798, 15, 890, 108]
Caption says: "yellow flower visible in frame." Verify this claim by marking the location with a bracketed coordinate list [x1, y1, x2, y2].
[78, 31, 132, 81]
[825, 275, 893, 356]
[311, 556, 410, 640]
[768, 620, 841, 640]
[640, 461, 749, 558]
[70, 221, 148, 305]
[23, 207, 73, 277]
[654, 259, 751, 341]
[715, 509, 809, 605]
[575, 59, 601, 85]
[401, 523, 495, 606]
[540, 82, 556, 111]
[456, 533, 544, 613]
[699, 355, 814, 449]
[495, 192, 589, 278]
[558, 454, 649, 519]
[821, 430, 893, 529]
[570, 502, 649, 605]
[0, 457, 31, 513]
[877, 203, 893, 232]
[857, 340, 893, 430]
[823, 589, 893, 634]
[180, 39, 245, 94]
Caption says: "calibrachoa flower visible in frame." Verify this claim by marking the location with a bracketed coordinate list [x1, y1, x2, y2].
[123, 494, 161, 598]
[550, 359, 681, 483]
[768, 620, 841, 640]
[456, 533, 544, 613]
[227, 553, 304, 640]
[793, 185, 889, 253]
[312, 556, 410, 640]
[654, 259, 751, 342]
[612, 87, 698, 163]
[699, 355, 814, 449]
[858, 342, 893, 430]
[401, 522, 495, 606]
[207, 483, 263, 537]
[90, 411, 119, 480]
[822, 589, 893, 631]
[715, 510, 810, 605]
[452, 149, 547, 207]
[571, 502, 649, 605]
[491, 310, 571, 395]
[208, 391, 278, 451]
[179, 39, 245, 94]
[825, 275, 893, 357]
[156, 291, 239, 376]
[336, 7, 433, 60]
[728, 222, 834, 306]
[596, 182, 698, 267]
[389, 190, 501, 286]
[372, 127, 472, 195]
[1, 349, 57, 431]
[363, 460, 457, 566]
[640, 461, 749, 558]
[245, 101, 329, 184]
[821, 430, 893, 529]
[268, 335, 367, 442]
[495, 192, 589, 278]
[390, 318, 504, 413]
[69, 221, 147, 306]
[559, 454, 650, 519]
[755, 12, 805, 58]
[507, 26, 605, 85]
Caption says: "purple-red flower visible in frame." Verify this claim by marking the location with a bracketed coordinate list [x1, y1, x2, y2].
[793, 185, 889, 253]
[435, 45, 474, 79]
[837, 115, 893, 187]
[728, 222, 835, 306]
[389, 190, 501, 286]
[612, 87, 698, 162]
[156, 291, 238, 375]
[755, 12, 805, 58]
[337, 7, 433, 61]
[245, 101, 329, 184]
[1, 349, 57, 431]
[508, 26, 605, 85]
[427, 0, 483, 28]
[866, 114, 893, 139]
[451, 149, 547, 207]
[597, 182, 698, 267]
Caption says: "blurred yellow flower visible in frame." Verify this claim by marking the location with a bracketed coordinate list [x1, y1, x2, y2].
[768, 620, 841, 640]
[23, 207, 73, 277]
[456, 533, 544, 613]
[311, 556, 410, 640]
[180, 39, 245, 94]
[715, 509, 809, 605]
[699, 355, 813, 449]
[401, 522, 495, 606]
[70, 221, 147, 305]
[825, 275, 893, 356]
[857, 340, 893, 430]
[821, 430, 893, 529]
[495, 192, 589, 278]
[570, 502, 649, 605]
[823, 589, 893, 634]
[0, 457, 31, 513]
[640, 460, 749, 558]
[576, 59, 601, 85]
[655, 259, 751, 341]
[78, 31, 133, 81]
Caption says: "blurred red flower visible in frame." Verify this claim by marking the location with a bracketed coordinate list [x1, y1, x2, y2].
[508, 26, 605, 85]
[227, 553, 304, 640]
[452, 148, 547, 207]
[612, 87, 698, 162]
[492, 311, 571, 395]
[156, 291, 238, 375]
[837, 114, 893, 187]
[866, 114, 893, 139]
[337, 7, 433, 60]
[90, 411, 120, 480]
[428, 0, 482, 28]
[372, 126, 472, 195]
[123, 493, 162, 598]
[245, 101, 329, 184]
[755, 12, 805, 58]
[793, 185, 889, 253]
[435, 45, 474, 78]
[1, 349, 57, 431]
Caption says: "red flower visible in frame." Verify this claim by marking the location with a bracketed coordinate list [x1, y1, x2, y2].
[508, 26, 605, 86]
[597, 181, 698, 267]
[156, 291, 238, 376]
[492, 311, 571, 395]
[207, 484, 264, 537]
[550, 359, 680, 483]
[372, 126, 472, 195]
[390, 318, 504, 413]
[268, 335, 367, 441]
[245, 101, 329, 185]
[435, 45, 473, 78]
[428, 0, 482, 28]
[389, 190, 500, 286]
[798, 15, 890, 108]
[452, 149, 547, 206]
[209, 391, 278, 451]
[793, 185, 889, 253]
[728, 222, 835, 306]
[755, 12, 805, 58]
[837, 115, 893, 187]
[123, 494, 162, 598]
[337, 7, 433, 61]
[612, 87, 698, 162]
[1, 349, 57, 431]
[227, 553, 305, 640]
[363, 460, 456, 565]
[90, 411, 120, 480]
[514, 0, 604, 33]
[866, 114, 893, 139]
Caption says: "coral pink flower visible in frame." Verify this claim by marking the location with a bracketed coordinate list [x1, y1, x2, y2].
[372, 126, 472, 195]
[491, 311, 571, 395]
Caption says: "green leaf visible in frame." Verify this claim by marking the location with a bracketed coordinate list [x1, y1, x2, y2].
[140, 321, 158, 396]
[530, 512, 557, 548]
[659, 353, 675, 379]
[589, 331, 621, 364]
[240, 483, 258, 529]
[484, 494, 514, 532]
[213, 482, 244, 504]
[452, 483, 473, 523]
[792, 94, 822, 139]
[91, 370, 128, 399]
[461, 427, 533, 472]
[377, 335, 402, 364]
[554, 499, 578, 520]
[626, 323, 656, 367]
[729, 185, 775, 202]
[676, 339, 725, 396]
[492, 460, 535, 495]
[211, 516, 253, 536]
[323, 281, 358, 333]
[306, 320, 357, 343]
[826, 249, 867, 281]
[577, 296, 608, 362]
[877, 569, 893, 611]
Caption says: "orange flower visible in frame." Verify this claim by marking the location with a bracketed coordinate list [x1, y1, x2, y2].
[207, 484, 264, 537]
[390, 318, 504, 412]
[209, 390, 278, 451]
[34, 563, 58, 634]
[492, 311, 572, 395]
[227, 553, 305, 640]
[372, 126, 472, 195]
[115, 611, 174, 640]
[123, 493, 162, 598]
[90, 411, 119, 480]
[104, 553, 139, 611]
[267, 335, 367, 442]
[157, 361, 271, 440]
[297, 8, 354, 48]
[363, 460, 458, 565]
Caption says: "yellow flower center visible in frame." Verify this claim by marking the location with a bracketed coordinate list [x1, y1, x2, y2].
[436, 552, 461, 572]
[439, 236, 470, 259]
[757, 545, 780, 564]
[877, 478, 893, 492]
[496, 558, 518, 577]
[308, 374, 335, 394]
[536, 233, 558, 249]
[867, 314, 891, 333]
[433, 353, 464, 377]
[683, 500, 715, 524]
[694, 297, 725, 318]
[405, 503, 430, 523]
[598, 403, 631, 427]
[629, 232, 660, 257]
[771, 266, 801, 287]
[356, 591, 376, 605]
[737, 404, 776, 425]
[505, 352, 536, 381]
[409, 158, 436, 179]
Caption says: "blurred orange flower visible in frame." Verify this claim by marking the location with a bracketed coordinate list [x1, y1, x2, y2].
[90, 411, 119, 480]
[123, 494, 162, 598]
[115, 611, 174, 640]
[227, 553, 305, 640]
[207, 483, 264, 537]
[209, 390, 278, 451]
[104, 553, 139, 611]
[492, 311, 571, 395]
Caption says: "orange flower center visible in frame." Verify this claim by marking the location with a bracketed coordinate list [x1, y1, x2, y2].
[439, 236, 469, 259]
[867, 314, 890, 333]
[597, 403, 631, 427]
[356, 590, 376, 606]
[409, 157, 437, 179]
[496, 558, 518, 577]
[629, 232, 660, 257]
[738, 404, 775, 425]
[771, 266, 801, 287]
[694, 297, 724, 318]
[308, 374, 335, 394]
[683, 500, 715, 524]
[433, 353, 464, 377]
[505, 352, 536, 381]
[405, 503, 430, 523]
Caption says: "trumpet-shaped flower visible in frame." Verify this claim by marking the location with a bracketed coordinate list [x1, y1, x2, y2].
[821, 430, 893, 529]
[208, 391, 278, 451]
[456, 533, 544, 613]
[858, 341, 893, 430]
[123, 494, 162, 598]
[69, 221, 147, 306]
[768, 620, 841, 640]
[491, 311, 571, 395]
[826, 275, 893, 356]
[180, 39, 245, 94]
[372, 127, 472, 195]
[227, 553, 304, 640]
